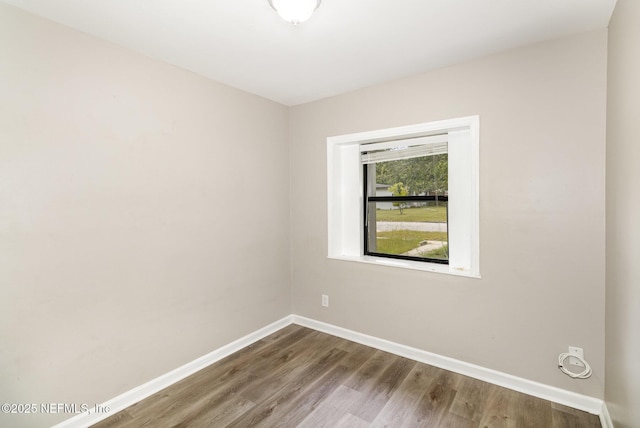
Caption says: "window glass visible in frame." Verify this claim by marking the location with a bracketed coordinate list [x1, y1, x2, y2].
[364, 153, 449, 264]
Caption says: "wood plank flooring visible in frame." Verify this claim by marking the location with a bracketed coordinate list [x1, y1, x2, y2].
[92, 325, 601, 428]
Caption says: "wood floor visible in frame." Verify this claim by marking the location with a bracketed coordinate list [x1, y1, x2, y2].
[93, 325, 601, 428]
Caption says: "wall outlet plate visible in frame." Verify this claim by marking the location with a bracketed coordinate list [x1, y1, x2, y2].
[322, 294, 329, 307]
[568, 346, 585, 367]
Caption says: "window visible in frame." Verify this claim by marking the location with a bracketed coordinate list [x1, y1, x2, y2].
[327, 116, 479, 278]
[362, 135, 449, 264]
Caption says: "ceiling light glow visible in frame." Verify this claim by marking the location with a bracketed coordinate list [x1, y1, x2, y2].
[268, 0, 321, 25]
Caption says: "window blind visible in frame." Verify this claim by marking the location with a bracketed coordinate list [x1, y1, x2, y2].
[360, 134, 448, 164]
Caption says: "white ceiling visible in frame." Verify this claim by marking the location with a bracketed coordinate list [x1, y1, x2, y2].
[2, 0, 617, 106]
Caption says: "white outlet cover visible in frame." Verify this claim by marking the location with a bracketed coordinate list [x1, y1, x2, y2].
[322, 295, 329, 307]
[568, 346, 585, 367]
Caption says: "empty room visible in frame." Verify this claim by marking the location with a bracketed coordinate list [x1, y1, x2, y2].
[1, 0, 638, 427]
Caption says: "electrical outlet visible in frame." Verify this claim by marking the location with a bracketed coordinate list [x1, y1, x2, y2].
[322, 294, 329, 308]
[568, 346, 585, 367]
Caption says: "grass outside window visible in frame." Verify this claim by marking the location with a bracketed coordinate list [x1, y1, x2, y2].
[374, 205, 447, 223]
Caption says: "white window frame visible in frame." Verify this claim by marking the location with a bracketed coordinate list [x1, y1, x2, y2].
[327, 116, 480, 278]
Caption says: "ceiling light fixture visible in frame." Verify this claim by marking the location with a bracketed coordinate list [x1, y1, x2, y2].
[267, 0, 322, 25]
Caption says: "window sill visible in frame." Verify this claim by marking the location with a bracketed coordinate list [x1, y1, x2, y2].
[328, 254, 481, 279]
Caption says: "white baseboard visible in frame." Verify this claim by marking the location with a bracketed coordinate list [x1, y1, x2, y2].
[52, 315, 293, 428]
[600, 401, 614, 428]
[292, 315, 604, 416]
[55, 313, 605, 427]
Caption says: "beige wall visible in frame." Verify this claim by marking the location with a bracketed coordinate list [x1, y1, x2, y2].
[0, 4, 290, 427]
[291, 30, 608, 398]
[606, 1, 640, 426]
